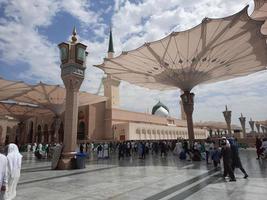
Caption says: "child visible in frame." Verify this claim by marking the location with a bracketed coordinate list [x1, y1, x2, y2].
[211, 145, 221, 168]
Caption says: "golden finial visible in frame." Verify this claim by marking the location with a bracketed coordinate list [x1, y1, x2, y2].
[71, 26, 77, 43]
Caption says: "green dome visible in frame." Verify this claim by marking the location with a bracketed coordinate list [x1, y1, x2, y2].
[152, 101, 169, 115]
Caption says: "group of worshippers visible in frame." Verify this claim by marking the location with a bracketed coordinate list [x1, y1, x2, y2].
[96, 143, 109, 159]
[173, 137, 248, 182]
[24, 143, 51, 159]
[0, 143, 22, 200]
[173, 140, 214, 163]
[117, 141, 172, 160]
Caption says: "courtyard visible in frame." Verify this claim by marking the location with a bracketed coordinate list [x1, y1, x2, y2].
[17, 149, 267, 200]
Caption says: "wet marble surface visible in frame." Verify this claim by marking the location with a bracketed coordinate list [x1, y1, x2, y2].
[15, 149, 267, 200]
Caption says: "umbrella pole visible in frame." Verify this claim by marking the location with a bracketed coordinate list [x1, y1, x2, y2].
[53, 117, 61, 143]
[180, 91, 195, 145]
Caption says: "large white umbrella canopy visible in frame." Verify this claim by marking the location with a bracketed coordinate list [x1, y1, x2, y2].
[95, 6, 267, 141]
[95, 6, 267, 92]
[0, 102, 52, 121]
[0, 80, 107, 116]
[0, 77, 32, 101]
[12, 82, 107, 115]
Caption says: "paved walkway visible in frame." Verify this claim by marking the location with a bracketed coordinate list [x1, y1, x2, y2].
[16, 149, 267, 200]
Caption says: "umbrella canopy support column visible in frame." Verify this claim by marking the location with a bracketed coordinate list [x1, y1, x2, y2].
[239, 113, 246, 138]
[0, 118, 7, 151]
[18, 122, 26, 145]
[53, 116, 61, 143]
[180, 91, 195, 143]
[223, 106, 232, 137]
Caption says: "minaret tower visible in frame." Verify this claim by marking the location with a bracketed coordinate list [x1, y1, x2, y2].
[103, 28, 120, 109]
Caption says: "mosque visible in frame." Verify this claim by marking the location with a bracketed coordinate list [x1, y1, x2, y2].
[0, 30, 209, 146]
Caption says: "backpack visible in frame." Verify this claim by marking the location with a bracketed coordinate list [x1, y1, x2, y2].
[179, 151, 186, 160]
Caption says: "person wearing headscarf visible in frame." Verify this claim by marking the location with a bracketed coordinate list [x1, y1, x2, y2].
[0, 150, 8, 200]
[6, 143, 22, 200]
[221, 137, 236, 182]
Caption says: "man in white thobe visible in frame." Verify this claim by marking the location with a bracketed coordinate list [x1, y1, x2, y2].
[0, 151, 8, 200]
[103, 143, 109, 158]
[6, 144, 22, 200]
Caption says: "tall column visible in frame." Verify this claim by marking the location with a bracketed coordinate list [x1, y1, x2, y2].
[223, 105, 232, 136]
[62, 78, 82, 153]
[261, 125, 265, 134]
[53, 116, 61, 143]
[249, 118, 255, 133]
[0, 117, 7, 150]
[239, 113, 246, 138]
[57, 28, 88, 169]
[256, 123, 261, 133]
[180, 90, 186, 120]
[19, 122, 26, 145]
[180, 91, 195, 142]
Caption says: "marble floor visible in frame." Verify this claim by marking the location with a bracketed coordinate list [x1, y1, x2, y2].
[16, 149, 267, 200]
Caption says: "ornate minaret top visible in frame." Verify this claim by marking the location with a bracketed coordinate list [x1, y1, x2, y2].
[58, 28, 88, 79]
[71, 26, 77, 43]
[107, 27, 114, 58]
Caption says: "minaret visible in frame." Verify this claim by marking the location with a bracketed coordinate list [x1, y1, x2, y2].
[103, 28, 120, 109]
[107, 27, 114, 58]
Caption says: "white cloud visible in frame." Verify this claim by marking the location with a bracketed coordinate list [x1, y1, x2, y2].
[0, 0, 103, 83]
[60, 0, 100, 25]
[3, 0, 59, 27]
[0, 0, 60, 82]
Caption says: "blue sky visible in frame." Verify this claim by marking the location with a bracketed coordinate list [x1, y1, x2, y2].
[0, 0, 266, 128]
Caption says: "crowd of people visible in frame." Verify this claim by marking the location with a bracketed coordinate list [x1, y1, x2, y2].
[1, 135, 267, 199]
[77, 137, 253, 182]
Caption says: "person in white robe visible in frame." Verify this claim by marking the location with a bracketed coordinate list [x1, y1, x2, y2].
[6, 144, 22, 200]
[32, 143, 37, 152]
[103, 143, 109, 158]
[27, 144, 31, 153]
[173, 141, 182, 156]
[0, 152, 8, 200]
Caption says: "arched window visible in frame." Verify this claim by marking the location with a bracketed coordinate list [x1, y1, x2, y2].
[28, 121, 33, 143]
[37, 125, 42, 143]
[50, 123, 55, 143]
[58, 122, 64, 143]
[44, 124, 49, 144]
[6, 127, 11, 134]
[0, 126, 2, 144]
[77, 121, 85, 140]
[78, 111, 85, 119]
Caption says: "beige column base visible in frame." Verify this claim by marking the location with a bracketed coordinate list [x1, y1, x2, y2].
[57, 152, 76, 170]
